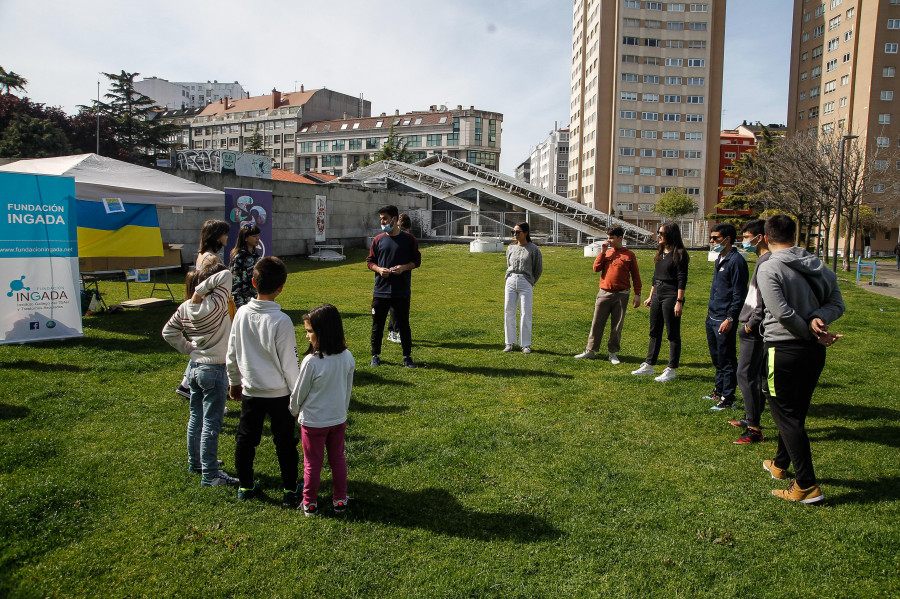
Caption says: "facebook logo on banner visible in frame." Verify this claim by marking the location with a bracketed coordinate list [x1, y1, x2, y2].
[29, 322, 40, 330]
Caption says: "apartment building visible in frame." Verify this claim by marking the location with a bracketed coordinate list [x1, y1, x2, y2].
[188, 87, 371, 172]
[135, 77, 246, 110]
[529, 127, 569, 197]
[569, 0, 725, 222]
[295, 106, 502, 176]
[717, 123, 756, 213]
[787, 0, 900, 250]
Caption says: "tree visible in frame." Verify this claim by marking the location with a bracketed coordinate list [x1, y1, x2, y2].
[68, 106, 120, 155]
[244, 129, 264, 154]
[0, 66, 28, 95]
[369, 124, 411, 163]
[92, 70, 179, 163]
[654, 188, 698, 219]
[0, 114, 71, 158]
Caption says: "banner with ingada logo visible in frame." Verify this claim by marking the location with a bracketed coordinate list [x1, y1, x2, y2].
[0, 172, 82, 345]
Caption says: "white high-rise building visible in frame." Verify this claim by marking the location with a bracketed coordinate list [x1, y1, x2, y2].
[529, 126, 570, 197]
[135, 77, 246, 110]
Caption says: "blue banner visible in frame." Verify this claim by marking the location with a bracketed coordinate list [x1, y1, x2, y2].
[0, 172, 78, 257]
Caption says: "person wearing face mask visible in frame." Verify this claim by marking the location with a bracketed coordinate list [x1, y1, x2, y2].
[728, 219, 770, 444]
[366, 205, 422, 368]
[705, 223, 748, 411]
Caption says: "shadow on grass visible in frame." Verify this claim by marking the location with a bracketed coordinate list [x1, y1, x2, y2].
[349, 398, 408, 414]
[1, 360, 88, 373]
[282, 309, 371, 323]
[352, 371, 413, 388]
[414, 340, 500, 351]
[811, 402, 900, 421]
[424, 361, 573, 379]
[342, 480, 562, 541]
[0, 403, 30, 420]
[810, 425, 900, 448]
[818, 476, 900, 505]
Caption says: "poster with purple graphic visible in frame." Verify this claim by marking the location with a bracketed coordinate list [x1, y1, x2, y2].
[224, 188, 273, 263]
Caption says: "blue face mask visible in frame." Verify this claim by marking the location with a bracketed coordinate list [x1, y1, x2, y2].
[710, 243, 724, 253]
[741, 235, 760, 252]
[381, 220, 394, 233]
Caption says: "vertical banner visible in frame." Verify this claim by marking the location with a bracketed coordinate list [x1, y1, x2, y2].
[315, 195, 326, 242]
[0, 172, 82, 344]
[224, 188, 273, 263]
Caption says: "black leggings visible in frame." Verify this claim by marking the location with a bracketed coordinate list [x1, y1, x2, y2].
[645, 282, 682, 368]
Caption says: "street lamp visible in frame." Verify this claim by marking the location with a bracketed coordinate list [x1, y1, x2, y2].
[833, 134, 859, 272]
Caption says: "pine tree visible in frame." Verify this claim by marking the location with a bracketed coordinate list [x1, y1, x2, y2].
[370, 124, 411, 163]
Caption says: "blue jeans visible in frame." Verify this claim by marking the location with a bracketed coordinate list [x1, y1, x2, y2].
[187, 362, 227, 478]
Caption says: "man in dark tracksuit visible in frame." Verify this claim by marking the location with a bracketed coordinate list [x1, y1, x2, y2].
[730, 219, 771, 444]
[757, 215, 844, 504]
[705, 223, 748, 411]
[366, 204, 422, 369]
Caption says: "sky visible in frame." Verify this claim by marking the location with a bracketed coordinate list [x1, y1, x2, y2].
[0, 0, 792, 174]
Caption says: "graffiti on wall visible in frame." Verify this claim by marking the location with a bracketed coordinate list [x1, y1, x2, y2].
[176, 150, 272, 179]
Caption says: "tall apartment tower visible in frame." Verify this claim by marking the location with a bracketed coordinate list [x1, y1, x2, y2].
[788, 1, 900, 249]
[568, 0, 726, 223]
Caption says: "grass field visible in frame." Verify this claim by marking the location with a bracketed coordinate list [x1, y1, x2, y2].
[1, 244, 898, 598]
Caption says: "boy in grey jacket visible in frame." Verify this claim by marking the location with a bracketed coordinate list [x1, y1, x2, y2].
[756, 215, 844, 504]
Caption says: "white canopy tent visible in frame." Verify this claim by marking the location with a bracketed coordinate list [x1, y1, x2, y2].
[0, 153, 223, 207]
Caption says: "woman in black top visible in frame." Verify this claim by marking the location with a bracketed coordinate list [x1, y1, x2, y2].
[632, 222, 689, 382]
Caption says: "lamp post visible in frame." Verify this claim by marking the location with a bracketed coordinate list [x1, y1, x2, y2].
[833, 134, 859, 272]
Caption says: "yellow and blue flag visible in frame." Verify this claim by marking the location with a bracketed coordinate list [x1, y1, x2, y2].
[76, 201, 163, 257]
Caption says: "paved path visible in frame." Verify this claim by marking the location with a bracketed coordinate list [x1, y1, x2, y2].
[848, 259, 900, 300]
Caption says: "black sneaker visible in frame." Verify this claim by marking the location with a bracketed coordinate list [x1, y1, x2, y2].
[370, 355, 381, 367]
[333, 497, 350, 514]
[302, 503, 319, 517]
[237, 481, 262, 501]
[702, 389, 721, 401]
[710, 397, 735, 411]
[734, 428, 764, 444]
[402, 356, 417, 368]
[282, 482, 304, 508]
[175, 384, 190, 399]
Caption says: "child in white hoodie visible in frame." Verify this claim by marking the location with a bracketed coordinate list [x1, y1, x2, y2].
[162, 264, 238, 487]
[290, 303, 355, 516]
[226, 256, 302, 507]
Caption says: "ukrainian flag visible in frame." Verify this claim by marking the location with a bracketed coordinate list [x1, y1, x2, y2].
[76, 201, 163, 257]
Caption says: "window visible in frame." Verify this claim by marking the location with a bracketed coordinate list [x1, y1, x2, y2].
[845, 29, 853, 41]
[689, 22, 707, 30]
[622, 54, 640, 63]
[640, 167, 656, 176]
[662, 149, 680, 158]
[687, 77, 705, 85]
[873, 183, 886, 193]
[839, 96, 847, 107]
[639, 185, 656, 194]
[685, 113, 704, 122]
[642, 112, 659, 121]
[800, 91, 807, 100]
[647, 2, 663, 9]
[688, 59, 706, 67]
[813, 25, 824, 38]
[621, 91, 638, 100]
[623, 36, 640, 45]
[662, 131, 680, 140]
[875, 160, 889, 170]
[619, 147, 636, 156]
[669, 3, 685, 11]
[403, 135, 421, 147]
[427, 134, 442, 146]
[829, 16, 841, 30]
[889, 19, 900, 29]
[624, 17, 641, 26]
[689, 3, 708, 11]
[645, 19, 662, 28]
[642, 130, 658, 139]
[618, 166, 635, 175]
[617, 203, 635, 212]
[801, 51, 809, 62]
[824, 80, 836, 93]
[827, 37, 839, 52]
[830, 0, 842, 7]
[366, 137, 380, 149]
[842, 52, 851, 63]
[624, 0, 640, 7]
[663, 113, 681, 121]
[315, 141, 328, 152]
[664, 95, 681, 103]
[687, 95, 704, 104]
[665, 58, 683, 67]
[332, 140, 345, 151]
[685, 187, 701, 196]
[667, 39, 684, 48]
[641, 148, 657, 157]
[841, 74, 850, 85]
[684, 169, 702, 177]
[665, 76, 683, 85]
[846, 6, 854, 17]
[685, 132, 703, 140]
[884, 67, 896, 77]
[815, 3, 826, 18]
[644, 75, 660, 84]
[375, 120, 384, 127]
[619, 128, 637, 137]
[826, 59, 838, 72]
[667, 21, 685, 30]
[622, 73, 639, 82]
[823, 101, 835, 114]
[879, 114, 892, 124]
[643, 93, 659, 102]
[803, 32, 810, 43]
[620, 110, 637, 119]
[617, 184, 635, 193]
[882, 91, 894, 101]
[690, 40, 706, 50]
[812, 45, 823, 59]
[645, 38, 662, 47]
[810, 86, 820, 98]
[809, 107, 819, 118]
[723, 178, 735, 185]
[685, 150, 702, 159]
[299, 142, 313, 153]
[662, 168, 678, 176]
[811, 66, 822, 78]
[887, 43, 899, 54]
[724, 151, 737, 159]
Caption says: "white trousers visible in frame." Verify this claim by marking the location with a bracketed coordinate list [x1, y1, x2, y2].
[504, 274, 533, 347]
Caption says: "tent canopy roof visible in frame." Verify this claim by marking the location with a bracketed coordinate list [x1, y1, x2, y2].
[0, 153, 223, 208]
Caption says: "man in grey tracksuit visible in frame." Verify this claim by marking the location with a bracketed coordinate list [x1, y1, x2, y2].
[757, 215, 844, 504]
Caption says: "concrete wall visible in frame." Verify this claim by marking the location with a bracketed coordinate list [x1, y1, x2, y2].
[160, 170, 427, 261]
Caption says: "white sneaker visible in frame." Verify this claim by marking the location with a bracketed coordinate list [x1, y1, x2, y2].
[503, 344, 514, 352]
[631, 362, 655, 376]
[654, 367, 677, 382]
[608, 352, 621, 365]
[522, 346, 533, 354]
[201, 470, 239, 487]
[574, 350, 596, 359]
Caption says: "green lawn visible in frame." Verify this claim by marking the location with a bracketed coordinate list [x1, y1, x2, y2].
[1, 244, 898, 598]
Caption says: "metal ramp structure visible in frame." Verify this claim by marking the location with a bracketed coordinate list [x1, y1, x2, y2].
[342, 155, 655, 244]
